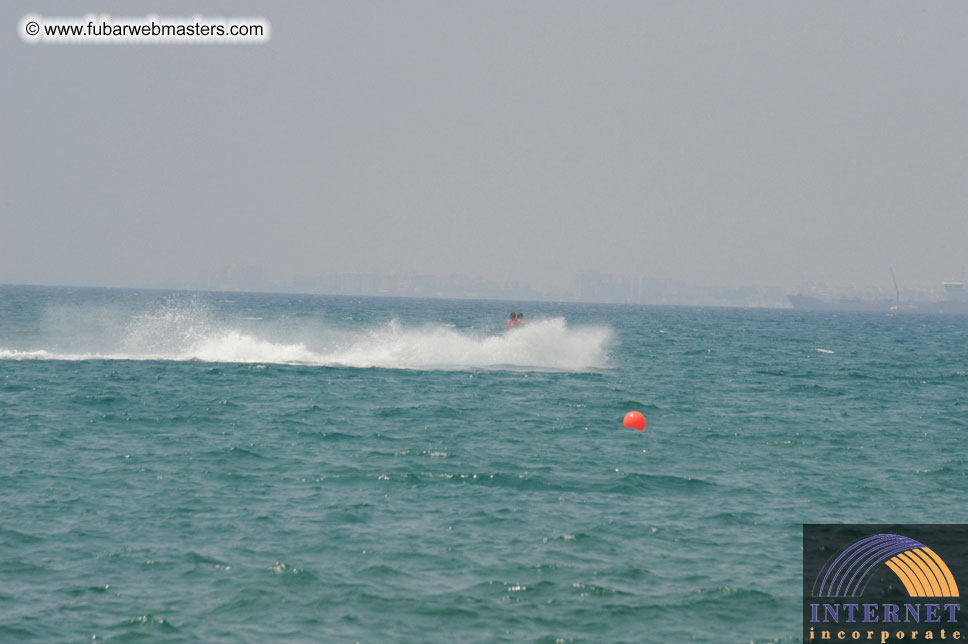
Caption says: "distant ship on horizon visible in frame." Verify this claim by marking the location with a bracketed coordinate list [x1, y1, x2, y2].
[788, 281, 968, 314]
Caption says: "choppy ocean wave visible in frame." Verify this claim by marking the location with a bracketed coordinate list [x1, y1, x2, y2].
[3, 285, 968, 642]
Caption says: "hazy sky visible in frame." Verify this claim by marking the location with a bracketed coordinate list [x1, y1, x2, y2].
[4, 2, 967, 294]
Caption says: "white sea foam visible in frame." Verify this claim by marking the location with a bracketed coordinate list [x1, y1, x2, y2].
[0, 303, 611, 371]
[0, 348, 61, 360]
[321, 317, 610, 370]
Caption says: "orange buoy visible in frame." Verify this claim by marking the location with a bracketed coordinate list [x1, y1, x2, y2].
[623, 411, 646, 431]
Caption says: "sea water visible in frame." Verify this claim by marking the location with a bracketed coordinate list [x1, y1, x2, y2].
[1, 284, 966, 643]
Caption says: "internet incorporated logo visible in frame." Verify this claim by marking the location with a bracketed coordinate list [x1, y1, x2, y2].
[815, 534, 959, 599]
[803, 525, 966, 643]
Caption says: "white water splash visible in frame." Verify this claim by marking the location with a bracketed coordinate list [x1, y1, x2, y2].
[317, 317, 610, 370]
[0, 303, 611, 371]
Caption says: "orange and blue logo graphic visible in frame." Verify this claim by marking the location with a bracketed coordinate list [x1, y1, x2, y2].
[804, 525, 965, 643]
[813, 533, 959, 599]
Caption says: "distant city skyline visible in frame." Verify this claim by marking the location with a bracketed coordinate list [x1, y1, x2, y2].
[8, 264, 956, 310]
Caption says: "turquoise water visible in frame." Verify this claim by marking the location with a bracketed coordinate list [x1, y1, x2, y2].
[1, 284, 966, 643]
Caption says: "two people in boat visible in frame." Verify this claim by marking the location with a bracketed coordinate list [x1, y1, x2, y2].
[506, 312, 525, 331]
